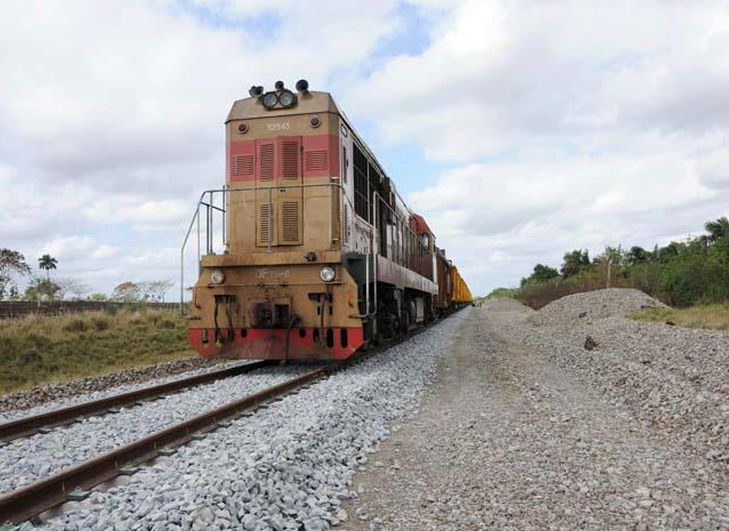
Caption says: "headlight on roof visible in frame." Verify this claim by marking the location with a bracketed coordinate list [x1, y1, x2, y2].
[320, 266, 335, 282]
[210, 269, 225, 284]
[278, 89, 296, 108]
[262, 91, 279, 109]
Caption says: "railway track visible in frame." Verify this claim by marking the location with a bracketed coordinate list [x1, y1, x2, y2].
[0, 323, 440, 526]
[0, 360, 277, 442]
[0, 363, 331, 524]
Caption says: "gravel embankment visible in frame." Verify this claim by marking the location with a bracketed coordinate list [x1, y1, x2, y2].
[0, 357, 232, 414]
[0, 364, 319, 496]
[515, 288, 729, 464]
[22, 312, 467, 530]
[527, 287, 665, 326]
[343, 291, 729, 530]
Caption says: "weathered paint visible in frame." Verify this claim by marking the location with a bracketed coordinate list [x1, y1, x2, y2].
[376, 255, 438, 295]
[188, 327, 364, 360]
[229, 134, 340, 182]
[188, 89, 472, 361]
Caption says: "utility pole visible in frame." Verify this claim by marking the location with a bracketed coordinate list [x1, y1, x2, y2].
[606, 259, 611, 288]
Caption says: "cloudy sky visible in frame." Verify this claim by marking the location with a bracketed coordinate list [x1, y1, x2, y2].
[1, 0, 728, 297]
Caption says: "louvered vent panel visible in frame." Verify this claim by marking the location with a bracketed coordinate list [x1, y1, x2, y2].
[279, 201, 302, 244]
[281, 141, 300, 181]
[304, 150, 328, 172]
[231, 155, 254, 177]
[259, 143, 274, 181]
[257, 202, 273, 246]
[343, 204, 350, 243]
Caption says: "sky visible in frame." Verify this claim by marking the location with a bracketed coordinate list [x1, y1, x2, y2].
[1, 0, 728, 298]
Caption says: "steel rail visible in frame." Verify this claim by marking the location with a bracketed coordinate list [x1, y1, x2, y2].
[0, 364, 330, 525]
[0, 314, 451, 525]
[0, 360, 277, 442]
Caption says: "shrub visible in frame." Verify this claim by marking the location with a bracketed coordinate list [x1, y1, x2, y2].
[91, 317, 110, 331]
[130, 317, 147, 327]
[159, 319, 177, 329]
[63, 319, 89, 333]
[659, 254, 729, 307]
[627, 262, 663, 299]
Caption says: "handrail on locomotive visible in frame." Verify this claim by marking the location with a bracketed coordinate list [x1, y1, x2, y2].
[180, 181, 436, 321]
[183, 182, 366, 317]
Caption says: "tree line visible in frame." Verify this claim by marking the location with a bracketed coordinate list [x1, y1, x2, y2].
[493, 216, 729, 308]
[0, 249, 173, 303]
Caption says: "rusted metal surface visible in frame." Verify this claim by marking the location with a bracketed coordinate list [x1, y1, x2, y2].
[0, 365, 330, 524]
[0, 360, 277, 442]
[188, 326, 365, 360]
[375, 255, 438, 295]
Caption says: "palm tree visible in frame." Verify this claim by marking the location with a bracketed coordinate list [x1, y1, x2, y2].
[705, 217, 729, 243]
[38, 254, 58, 280]
[560, 249, 590, 278]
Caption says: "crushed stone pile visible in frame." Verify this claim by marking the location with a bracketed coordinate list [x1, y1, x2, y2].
[482, 298, 533, 313]
[528, 288, 667, 327]
[346, 308, 729, 530]
[505, 288, 729, 481]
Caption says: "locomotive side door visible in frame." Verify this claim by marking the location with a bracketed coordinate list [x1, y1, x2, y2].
[255, 137, 303, 247]
[255, 139, 278, 247]
[276, 136, 303, 246]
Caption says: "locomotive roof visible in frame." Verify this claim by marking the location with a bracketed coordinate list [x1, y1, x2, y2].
[226, 89, 427, 233]
[226, 90, 343, 122]
[226, 91, 390, 181]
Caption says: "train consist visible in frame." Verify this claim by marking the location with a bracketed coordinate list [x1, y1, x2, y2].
[185, 80, 472, 360]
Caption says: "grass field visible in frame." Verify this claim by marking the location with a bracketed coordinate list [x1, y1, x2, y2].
[632, 304, 729, 331]
[0, 308, 193, 394]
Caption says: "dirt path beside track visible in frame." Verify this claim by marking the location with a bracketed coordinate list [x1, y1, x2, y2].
[343, 301, 729, 530]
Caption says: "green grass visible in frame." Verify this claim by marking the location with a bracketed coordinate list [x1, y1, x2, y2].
[632, 304, 729, 331]
[0, 308, 194, 394]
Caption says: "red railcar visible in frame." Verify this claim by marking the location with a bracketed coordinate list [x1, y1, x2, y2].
[434, 249, 452, 315]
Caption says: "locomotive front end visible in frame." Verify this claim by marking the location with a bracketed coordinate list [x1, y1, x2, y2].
[185, 81, 367, 360]
[188, 256, 364, 360]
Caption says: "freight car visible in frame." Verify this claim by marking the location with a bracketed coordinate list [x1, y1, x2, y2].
[182, 80, 472, 360]
[450, 264, 473, 307]
[434, 250, 473, 315]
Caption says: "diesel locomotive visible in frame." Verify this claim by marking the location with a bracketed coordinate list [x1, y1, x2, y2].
[183, 80, 472, 361]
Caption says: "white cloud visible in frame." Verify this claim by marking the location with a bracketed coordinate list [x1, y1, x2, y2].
[0, 0, 402, 294]
[349, 0, 729, 293]
[2, 0, 728, 297]
[84, 199, 190, 232]
[38, 236, 94, 259]
[91, 245, 118, 260]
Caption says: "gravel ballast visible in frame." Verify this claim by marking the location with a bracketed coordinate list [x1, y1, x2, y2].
[0, 357, 232, 415]
[344, 291, 729, 530]
[0, 360, 250, 424]
[21, 311, 467, 530]
[0, 364, 319, 495]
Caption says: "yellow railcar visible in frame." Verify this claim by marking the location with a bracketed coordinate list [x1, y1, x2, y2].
[449, 265, 473, 306]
